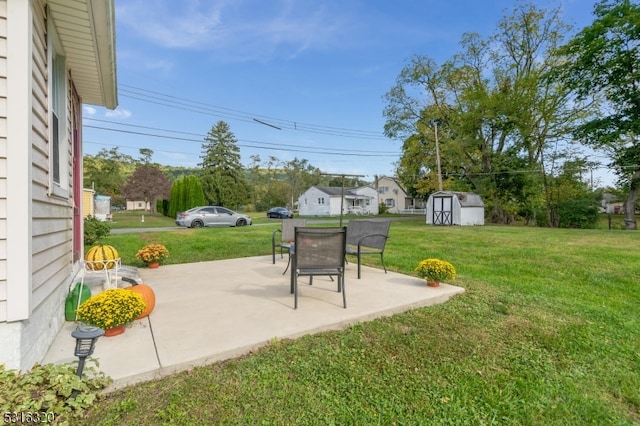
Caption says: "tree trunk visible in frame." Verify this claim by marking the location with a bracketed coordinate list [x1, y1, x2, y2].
[623, 168, 640, 230]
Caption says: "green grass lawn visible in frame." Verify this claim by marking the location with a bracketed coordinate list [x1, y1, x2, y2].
[82, 215, 640, 425]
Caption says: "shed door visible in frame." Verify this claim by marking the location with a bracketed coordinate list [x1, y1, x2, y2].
[432, 195, 453, 225]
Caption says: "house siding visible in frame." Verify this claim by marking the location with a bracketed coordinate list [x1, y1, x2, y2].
[0, 0, 77, 370]
[0, 0, 7, 322]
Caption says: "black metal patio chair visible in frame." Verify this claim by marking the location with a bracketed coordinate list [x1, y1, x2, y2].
[291, 226, 347, 309]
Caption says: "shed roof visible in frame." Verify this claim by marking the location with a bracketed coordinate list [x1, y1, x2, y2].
[432, 191, 485, 208]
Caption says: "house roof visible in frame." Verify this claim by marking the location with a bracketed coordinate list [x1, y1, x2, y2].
[312, 186, 373, 200]
[48, 0, 118, 108]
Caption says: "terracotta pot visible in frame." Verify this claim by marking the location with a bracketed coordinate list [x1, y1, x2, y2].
[147, 262, 160, 269]
[104, 324, 126, 337]
[427, 280, 440, 287]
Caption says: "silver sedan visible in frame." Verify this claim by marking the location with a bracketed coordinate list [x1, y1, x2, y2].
[176, 206, 252, 228]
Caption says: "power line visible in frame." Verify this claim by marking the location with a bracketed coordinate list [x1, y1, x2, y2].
[83, 119, 399, 157]
[118, 84, 388, 140]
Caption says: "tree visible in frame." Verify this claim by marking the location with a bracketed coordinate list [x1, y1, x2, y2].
[168, 175, 206, 218]
[121, 165, 172, 213]
[282, 158, 321, 208]
[383, 2, 583, 225]
[199, 121, 249, 208]
[83, 147, 135, 206]
[553, 0, 640, 229]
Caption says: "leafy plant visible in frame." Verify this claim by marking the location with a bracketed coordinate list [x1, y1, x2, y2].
[76, 288, 145, 330]
[414, 258, 456, 282]
[84, 216, 111, 246]
[135, 243, 169, 264]
[0, 361, 111, 423]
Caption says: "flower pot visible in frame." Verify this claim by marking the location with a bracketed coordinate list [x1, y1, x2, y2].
[147, 262, 160, 269]
[104, 324, 126, 337]
[427, 280, 440, 287]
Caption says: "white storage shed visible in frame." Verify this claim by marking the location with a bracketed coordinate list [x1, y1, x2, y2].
[426, 191, 485, 226]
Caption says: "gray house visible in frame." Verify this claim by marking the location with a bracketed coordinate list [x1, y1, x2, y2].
[426, 191, 485, 226]
[0, 0, 117, 370]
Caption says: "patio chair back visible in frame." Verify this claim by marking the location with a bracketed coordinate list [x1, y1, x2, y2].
[292, 226, 347, 309]
[345, 219, 391, 279]
[272, 219, 306, 264]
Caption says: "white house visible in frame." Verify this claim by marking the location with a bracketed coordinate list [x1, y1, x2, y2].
[0, 0, 117, 370]
[298, 186, 379, 216]
[426, 191, 485, 226]
[375, 176, 426, 213]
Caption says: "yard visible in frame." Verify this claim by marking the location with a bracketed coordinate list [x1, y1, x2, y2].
[80, 214, 639, 424]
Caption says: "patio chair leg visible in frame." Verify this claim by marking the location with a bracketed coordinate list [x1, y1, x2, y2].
[341, 275, 347, 308]
[282, 253, 292, 275]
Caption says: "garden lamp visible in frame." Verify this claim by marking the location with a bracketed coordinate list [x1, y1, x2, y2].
[71, 324, 104, 378]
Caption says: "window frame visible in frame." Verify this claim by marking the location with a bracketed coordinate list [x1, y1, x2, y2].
[48, 15, 69, 198]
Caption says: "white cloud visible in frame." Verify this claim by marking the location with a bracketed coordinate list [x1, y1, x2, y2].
[116, 0, 355, 60]
[83, 106, 97, 115]
[105, 109, 132, 119]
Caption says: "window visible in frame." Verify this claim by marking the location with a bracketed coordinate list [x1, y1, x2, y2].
[385, 198, 395, 208]
[317, 197, 325, 205]
[48, 18, 68, 197]
[379, 186, 389, 194]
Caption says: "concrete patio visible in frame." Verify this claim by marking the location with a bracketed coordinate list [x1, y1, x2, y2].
[43, 255, 465, 391]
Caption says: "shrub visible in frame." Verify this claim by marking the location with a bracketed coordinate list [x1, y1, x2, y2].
[84, 216, 111, 246]
[0, 361, 111, 423]
[557, 198, 599, 229]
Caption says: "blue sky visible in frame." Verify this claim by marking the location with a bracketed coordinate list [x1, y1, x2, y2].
[83, 0, 608, 184]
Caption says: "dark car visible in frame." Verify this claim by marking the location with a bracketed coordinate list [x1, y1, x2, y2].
[267, 207, 294, 219]
[176, 206, 252, 228]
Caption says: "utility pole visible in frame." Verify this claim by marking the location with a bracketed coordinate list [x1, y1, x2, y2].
[321, 172, 365, 226]
[434, 121, 443, 191]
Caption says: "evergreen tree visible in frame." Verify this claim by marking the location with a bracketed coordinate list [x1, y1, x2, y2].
[199, 121, 249, 208]
[168, 175, 206, 217]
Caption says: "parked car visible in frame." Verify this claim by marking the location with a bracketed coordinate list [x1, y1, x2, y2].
[267, 207, 294, 219]
[176, 206, 252, 228]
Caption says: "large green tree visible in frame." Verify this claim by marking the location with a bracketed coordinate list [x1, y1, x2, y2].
[553, 0, 640, 229]
[199, 121, 249, 208]
[384, 2, 585, 225]
[83, 147, 135, 207]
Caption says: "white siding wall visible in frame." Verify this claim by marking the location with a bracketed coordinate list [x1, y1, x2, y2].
[0, 0, 9, 325]
[298, 187, 331, 216]
[0, 0, 77, 370]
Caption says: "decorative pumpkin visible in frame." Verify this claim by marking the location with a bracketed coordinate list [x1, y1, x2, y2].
[125, 283, 156, 319]
[85, 244, 119, 270]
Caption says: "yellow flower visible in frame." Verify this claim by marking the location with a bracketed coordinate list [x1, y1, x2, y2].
[135, 244, 169, 264]
[76, 288, 146, 329]
[414, 258, 456, 282]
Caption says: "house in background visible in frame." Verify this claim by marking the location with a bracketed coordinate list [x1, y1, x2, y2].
[298, 186, 379, 216]
[126, 199, 152, 211]
[0, 0, 117, 370]
[375, 176, 426, 213]
[82, 188, 96, 218]
[426, 191, 485, 226]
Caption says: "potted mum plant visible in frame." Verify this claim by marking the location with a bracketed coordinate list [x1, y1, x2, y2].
[414, 258, 456, 287]
[76, 288, 146, 336]
[135, 243, 169, 268]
